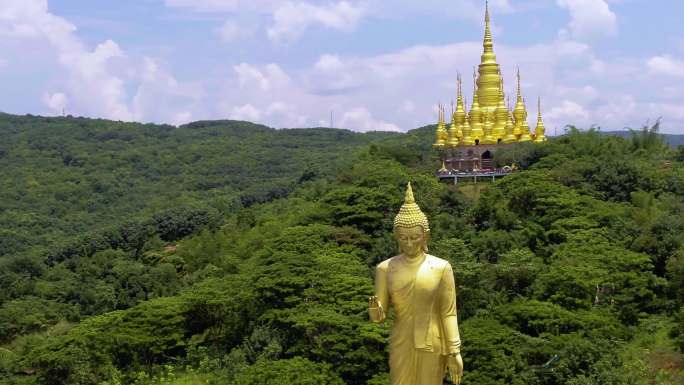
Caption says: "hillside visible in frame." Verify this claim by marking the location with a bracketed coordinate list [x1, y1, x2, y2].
[603, 129, 684, 147]
[1, 119, 683, 385]
[0, 113, 398, 259]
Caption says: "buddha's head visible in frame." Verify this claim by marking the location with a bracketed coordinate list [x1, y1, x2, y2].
[394, 182, 430, 258]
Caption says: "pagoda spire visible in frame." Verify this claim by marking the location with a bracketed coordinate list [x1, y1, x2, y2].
[513, 67, 530, 139]
[439, 160, 448, 173]
[454, 74, 466, 140]
[448, 100, 459, 147]
[456, 73, 465, 110]
[518, 97, 533, 142]
[469, 68, 484, 142]
[516, 67, 521, 98]
[502, 96, 517, 144]
[477, 0, 502, 114]
[461, 95, 474, 145]
[493, 76, 507, 141]
[533, 96, 547, 142]
[483, 0, 494, 57]
[433, 103, 447, 147]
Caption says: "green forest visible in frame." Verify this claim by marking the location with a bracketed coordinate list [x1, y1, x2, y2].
[1, 113, 683, 384]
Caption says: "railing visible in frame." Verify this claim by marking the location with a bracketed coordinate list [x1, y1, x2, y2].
[436, 169, 514, 183]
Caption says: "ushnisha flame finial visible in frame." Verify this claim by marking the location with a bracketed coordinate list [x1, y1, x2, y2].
[394, 182, 430, 232]
[405, 181, 415, 203]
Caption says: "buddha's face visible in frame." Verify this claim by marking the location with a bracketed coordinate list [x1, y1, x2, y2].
[395, 226, 427, 259]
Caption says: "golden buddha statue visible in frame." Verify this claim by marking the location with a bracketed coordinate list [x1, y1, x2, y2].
[369, 182, 463, 385]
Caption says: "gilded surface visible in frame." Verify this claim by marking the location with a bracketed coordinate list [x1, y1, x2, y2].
[369, 183, 463, 385]
[434, 1, 547, 148]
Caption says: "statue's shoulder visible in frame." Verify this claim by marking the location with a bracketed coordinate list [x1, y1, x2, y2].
[425, 254, 451, 269]
[376, 258, 393, 271]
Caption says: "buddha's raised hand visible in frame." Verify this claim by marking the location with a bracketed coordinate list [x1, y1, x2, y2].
[368, 295, 385, 323]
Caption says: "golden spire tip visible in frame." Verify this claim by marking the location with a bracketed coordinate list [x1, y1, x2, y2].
[538, 96, 543, 117]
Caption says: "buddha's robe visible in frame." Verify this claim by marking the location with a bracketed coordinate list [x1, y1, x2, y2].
[371, 254, 461, 385]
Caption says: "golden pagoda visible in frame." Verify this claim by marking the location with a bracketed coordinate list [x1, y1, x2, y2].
[476, 2, 502, 117]
[447, 101, 460, 147]
[433, 103, 448, 148]
[461, 96, 474, 146]
[481, 114, 496, 145]
[493, 78, 507, 139]
[453, 74, 466, 141]
[502, 97, 517, 144]
[432, 1, 546, 172]
[469, 69, 485, 142]
[514, 72, 532, 142]
[533, 96, 547, 143]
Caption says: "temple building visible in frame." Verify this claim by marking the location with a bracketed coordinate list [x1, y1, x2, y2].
[434, 2, 546, 172]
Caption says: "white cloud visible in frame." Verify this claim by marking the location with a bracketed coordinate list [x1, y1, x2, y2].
[266, 102, 309, 127]
[217, 59, 405, 131]
[366, 0, 513, 23]
[158, 0, 680, 130]
[339, 107, 401, 132]
[0, 0, 209, 125]
[164, 0, 281, 13]
[166, 0, 514, 45]
[234, 62, 290, 91]
[216, 20, 254, 42]
[64, 39, 132, 120]
[308, 54, 365, 94]
[167, 0, 365, 43]
[172, 111, 193, 125]
[3, 0, 683, 135]
[594, 95, 637, 129]
[546, 100, 590, 129]
[223, 101, 308, 127]
[555, 85, 599, 103]
[647, 55, 684, 78]
[0, 0, 132, 120]
[131, 57, 203, 125]
[267, 1, 365, 43]
[402, 100, 416, 113]
[651, 103, 684, 121]
[229, 103, 262, 121]
[557, 0, 617, 41]
[42, 92, 68, 112]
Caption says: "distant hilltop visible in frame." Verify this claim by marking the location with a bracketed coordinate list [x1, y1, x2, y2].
[602, 130, 684, 147]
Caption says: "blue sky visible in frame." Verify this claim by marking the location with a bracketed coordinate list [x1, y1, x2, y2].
[1, 0, 683, 133]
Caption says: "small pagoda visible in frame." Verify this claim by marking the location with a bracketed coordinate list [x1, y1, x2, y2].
[434, 1, 546, 174]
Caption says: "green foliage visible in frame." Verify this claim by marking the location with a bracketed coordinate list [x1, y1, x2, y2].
[28, 296, 189, 384]
[232, 357, 345, 385]
[3, 120, 684, 385]
[460, 317, 543, 385]
[322, 187, 398, 235]
[671, 309, 684, 353]
[152, 207, 221, 243]
[0, 114, 393, 368]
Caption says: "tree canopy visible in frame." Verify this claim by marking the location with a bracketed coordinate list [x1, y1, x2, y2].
[1, 116, 683, 384]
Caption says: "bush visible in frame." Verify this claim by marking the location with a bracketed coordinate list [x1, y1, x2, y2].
[231, 357, 345, 385]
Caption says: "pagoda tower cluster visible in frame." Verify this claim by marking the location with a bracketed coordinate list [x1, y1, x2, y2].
[434, 2, 546, 150]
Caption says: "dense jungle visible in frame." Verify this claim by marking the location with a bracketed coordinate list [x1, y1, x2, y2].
[0, 113, 683, 384]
